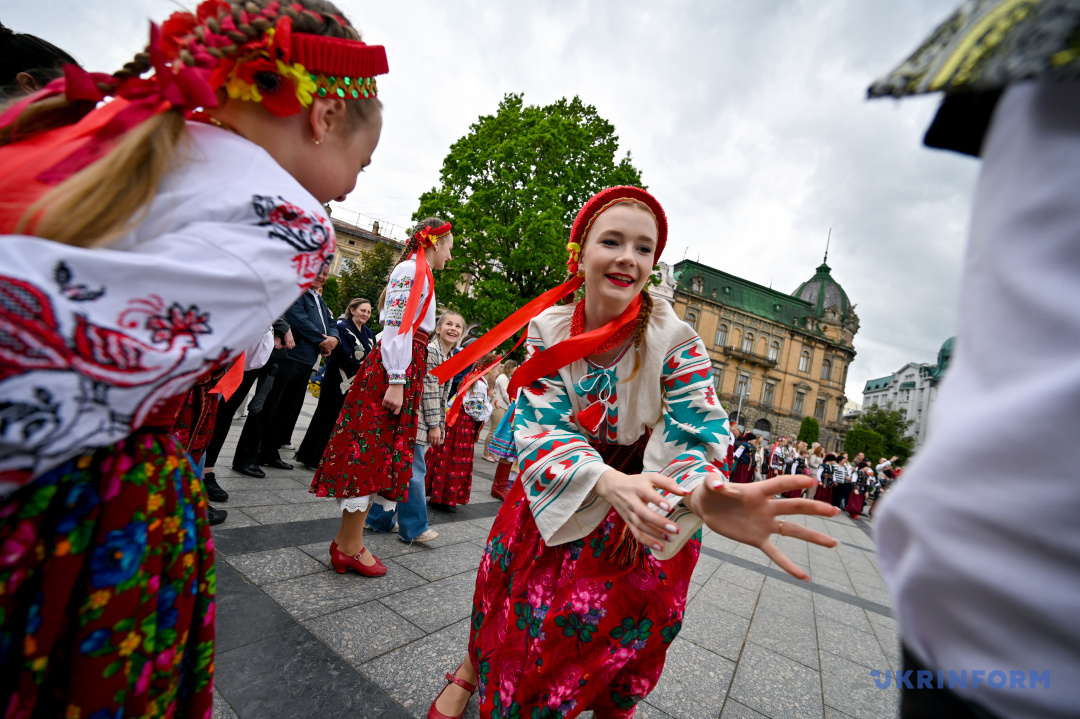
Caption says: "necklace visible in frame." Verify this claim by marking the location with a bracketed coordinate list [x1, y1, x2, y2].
[570, 300, 639, 354]
[189, 111, 247, 139]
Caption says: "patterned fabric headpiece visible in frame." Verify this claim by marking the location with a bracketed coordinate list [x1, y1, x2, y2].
[566, 186, 668, 275]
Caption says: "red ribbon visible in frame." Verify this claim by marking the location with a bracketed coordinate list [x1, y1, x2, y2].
[444, 330, 528, 428]
[507, 294, 643, 400]
[398, 248, 435, 339]
[209, 352, 246, 401]
[431, 276, 584, 384]
[0, 23, 218, 185]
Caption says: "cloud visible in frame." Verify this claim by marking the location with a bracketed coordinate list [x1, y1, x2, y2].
[6, 0, 976, 398]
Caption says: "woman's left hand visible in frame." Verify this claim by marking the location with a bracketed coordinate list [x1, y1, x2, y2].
[689, 474, 840, 580]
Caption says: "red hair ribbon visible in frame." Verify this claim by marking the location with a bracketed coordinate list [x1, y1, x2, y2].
[431, 276, 583, 384]
[507, 293, 642, 401]
[397, 223, 450, 338]
[0, 23, 217, 185]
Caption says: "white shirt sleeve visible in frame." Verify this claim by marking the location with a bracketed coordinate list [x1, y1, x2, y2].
[463, 378, 494, 422]
[379, 260, 435, 385]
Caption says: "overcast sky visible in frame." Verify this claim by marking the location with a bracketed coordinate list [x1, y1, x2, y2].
[6, 0, 976, 400]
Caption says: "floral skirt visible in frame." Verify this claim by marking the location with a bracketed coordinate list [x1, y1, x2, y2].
[425, 418, 481, 507]
[468, 439, 700, 718]
[0, 431, 215, 719]
[487, 400, 517, 461]
[310, 332, 428, 502]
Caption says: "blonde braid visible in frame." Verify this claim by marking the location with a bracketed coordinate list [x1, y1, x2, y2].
[624, 290, 652, 383]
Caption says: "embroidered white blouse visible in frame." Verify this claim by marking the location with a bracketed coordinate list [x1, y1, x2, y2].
[462, 377, 495, 423]
[378, 259, 436, 384]
[514, 298, 731, 560]
[0, 123, 335, 492]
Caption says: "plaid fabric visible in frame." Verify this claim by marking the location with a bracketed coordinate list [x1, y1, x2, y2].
[417, 339, 450, 446]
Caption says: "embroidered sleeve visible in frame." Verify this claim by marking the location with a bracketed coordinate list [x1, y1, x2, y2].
[514, 330, 610, 545]
[642, 335, 731, 560]
[463, 379, 493, 422]
[0, 198, 333, 489]
[379, 262, 430, 385]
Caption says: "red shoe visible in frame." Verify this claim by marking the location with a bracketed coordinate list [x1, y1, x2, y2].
[428, 664, 476, 719]
[330, 546, 387, 577]
[490, 484, 508, 501]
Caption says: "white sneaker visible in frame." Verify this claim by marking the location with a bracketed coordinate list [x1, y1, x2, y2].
[412, 529, 439, 543]
[280, 444, 296, 451]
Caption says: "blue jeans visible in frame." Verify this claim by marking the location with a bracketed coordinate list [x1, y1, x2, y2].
[368, 443, 429, 541]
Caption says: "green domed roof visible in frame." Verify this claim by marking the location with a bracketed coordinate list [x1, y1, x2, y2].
[936, 336, 955, 375]
[792, 262, 851, 322]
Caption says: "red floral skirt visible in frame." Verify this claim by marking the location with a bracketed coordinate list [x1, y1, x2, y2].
[310, 332, 428, 502]
[425, 418, 481, 507]
[468, 438, 700, 718]
[0, 431, 215, 719]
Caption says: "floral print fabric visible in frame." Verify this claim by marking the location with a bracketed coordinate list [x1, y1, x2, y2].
[469, 440, 700, 718]
[310, 334, 428, 502]
[425, 418, 482, 507]
[0, 431, 215, 719]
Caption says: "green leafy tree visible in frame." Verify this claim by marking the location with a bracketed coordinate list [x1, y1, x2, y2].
[414, 93, 643, 338]
[855, 404, 916, 463]
[844, 427, 885, 462]
[336, 242, 399, 333]
[797, 417, 820, 445]
[321, 275, 341, 317]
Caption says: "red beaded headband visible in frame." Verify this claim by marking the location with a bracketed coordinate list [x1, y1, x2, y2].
[415, 222, 452, 248]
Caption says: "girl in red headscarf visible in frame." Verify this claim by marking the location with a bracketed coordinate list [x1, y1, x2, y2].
[310, 219, 454, 575]
[428, 187, 841, 719]
[0, 2, 387, 716]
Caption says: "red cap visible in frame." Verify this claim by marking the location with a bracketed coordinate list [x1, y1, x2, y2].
[566, 186, 668, 274]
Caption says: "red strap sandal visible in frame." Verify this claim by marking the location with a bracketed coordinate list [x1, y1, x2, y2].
[428, 664, 477, 719]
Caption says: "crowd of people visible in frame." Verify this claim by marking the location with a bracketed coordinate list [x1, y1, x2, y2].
[728, 430, 901, 520]
[5, 1, 1080, 718]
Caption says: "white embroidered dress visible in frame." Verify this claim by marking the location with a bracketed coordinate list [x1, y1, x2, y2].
[0, 123, 335, 494]
[514, 298, 731, 560]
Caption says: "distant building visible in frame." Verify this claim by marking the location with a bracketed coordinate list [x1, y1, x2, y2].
[862, 337, 954, 446]
[667, 258, 859, 452]
[326, 212, 404, 276]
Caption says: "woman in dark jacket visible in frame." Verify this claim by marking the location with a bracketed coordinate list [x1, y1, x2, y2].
[296, 298, 376, 467]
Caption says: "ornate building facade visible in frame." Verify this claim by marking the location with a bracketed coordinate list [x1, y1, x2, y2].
[862, 337, 953, 446]
[663, 259, 859, 451]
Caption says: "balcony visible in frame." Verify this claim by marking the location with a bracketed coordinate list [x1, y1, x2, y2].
[722, 346, 778, 368]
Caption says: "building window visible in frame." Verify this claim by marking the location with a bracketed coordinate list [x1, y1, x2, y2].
[768, 341, 780, 361]
[836, 403, 844, 422]
[841, 363, 848, 384]
[820, 358, 832, 382]
[815, 398, 827, 420]
[741, 332, 754, 353]
[762, 381, 776, 406]
[715, 324, 728, 347]
[692, 277, 704, 293]
[793, 391, 805, 414]
[735, 374, 750, 399]
[799, 349, 810, 373]
[685, 311, 697, 329]
[712, 364, 723, 393]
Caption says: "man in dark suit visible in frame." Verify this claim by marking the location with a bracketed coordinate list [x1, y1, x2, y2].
[231, 264, 339, 475]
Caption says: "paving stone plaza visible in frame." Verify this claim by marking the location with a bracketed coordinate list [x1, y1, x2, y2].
[210, 394, 901, 719]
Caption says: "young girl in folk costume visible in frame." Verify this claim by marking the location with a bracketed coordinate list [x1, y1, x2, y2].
[428, 186, 840, 719]
[730, 431, 760, 484]
[295, 296, 377, 468]
[0, 1, 387, 715]
[368, 310, 463, 543]
[426, 353, 497, 510]
[310, 219, 454, 574]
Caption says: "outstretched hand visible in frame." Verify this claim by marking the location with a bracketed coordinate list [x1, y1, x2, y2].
[689, 474, 840, 580]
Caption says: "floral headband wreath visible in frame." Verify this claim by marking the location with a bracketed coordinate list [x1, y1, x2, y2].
[0, 0, 388, 183]
[432, 186, 667, 404]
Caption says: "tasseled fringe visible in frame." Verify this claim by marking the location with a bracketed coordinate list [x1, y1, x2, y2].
[604, 524, 647, 568]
